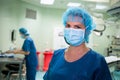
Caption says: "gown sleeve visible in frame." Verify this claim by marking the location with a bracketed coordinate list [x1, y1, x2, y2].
[22, 40, 30, 52]
[94, 57, 112, 80]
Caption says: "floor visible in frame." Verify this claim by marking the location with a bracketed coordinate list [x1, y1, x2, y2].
[36, 71, 45, 80]
[1, 70, 120, 80]
[0, 71, 45, 80]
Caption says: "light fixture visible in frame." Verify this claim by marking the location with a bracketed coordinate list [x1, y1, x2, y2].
[93, 31, 103, 36]
[40, 0, 55, 5]
[96, 4, 107, 10]
[84, 0, 109, 3]
[67, 2, 81, 7]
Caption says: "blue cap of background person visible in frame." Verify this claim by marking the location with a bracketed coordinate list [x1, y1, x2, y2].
[19, 27, 29, 36]
[62, 7, 96, 43]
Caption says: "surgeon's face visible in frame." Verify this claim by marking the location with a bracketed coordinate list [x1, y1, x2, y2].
[66, 22, 85, 30]
[64, 22, 86, 46]
[19, 33, 25, 39]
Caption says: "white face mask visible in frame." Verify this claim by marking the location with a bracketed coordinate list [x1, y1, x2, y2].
[64, 28, 85, 46]
[20, 34, 25, 39]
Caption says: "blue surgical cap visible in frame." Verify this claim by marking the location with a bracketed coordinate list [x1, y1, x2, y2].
[62, 7, 96, 43]
[19, 27, 29, 36]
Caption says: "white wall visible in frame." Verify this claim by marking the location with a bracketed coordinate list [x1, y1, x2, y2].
[0, 0, 20, 51]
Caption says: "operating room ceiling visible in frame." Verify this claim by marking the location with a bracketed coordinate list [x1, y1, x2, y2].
[21, 0, 119, 18]
[21, 0, 110, 10]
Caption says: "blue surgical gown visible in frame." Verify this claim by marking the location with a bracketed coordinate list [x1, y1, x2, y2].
[22, 37, 38, 80]
[43, 48, 112, 80]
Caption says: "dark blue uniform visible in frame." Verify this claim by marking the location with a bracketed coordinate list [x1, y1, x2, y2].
[22, 37, 38, 80]
[44, 48, 112, 80]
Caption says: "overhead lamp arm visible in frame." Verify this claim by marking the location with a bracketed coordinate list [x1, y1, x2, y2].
[93, 25, 106, 36]
[93, 25, 106, 32]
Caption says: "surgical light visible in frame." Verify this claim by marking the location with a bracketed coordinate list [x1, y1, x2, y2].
[40, 0, 54, 5]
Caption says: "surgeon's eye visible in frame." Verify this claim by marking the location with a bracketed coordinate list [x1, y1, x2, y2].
[66, 24, 71, 28]
[74, 25, 82, 29]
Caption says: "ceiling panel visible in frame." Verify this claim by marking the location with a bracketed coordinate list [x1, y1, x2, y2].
[21, 0, 110, 9]
[21, 0, 114, 16]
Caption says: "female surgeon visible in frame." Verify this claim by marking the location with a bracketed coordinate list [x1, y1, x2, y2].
[6, 28, 38, 80]
[43, 7, 112, 80]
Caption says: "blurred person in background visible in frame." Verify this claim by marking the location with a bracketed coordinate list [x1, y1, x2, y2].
[6, 27, 38, 80]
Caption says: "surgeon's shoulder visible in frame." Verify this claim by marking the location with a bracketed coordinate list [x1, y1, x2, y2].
[53, 48, 66, 56]
[90, 49, 105, 62]
[25, 37, 33, 42]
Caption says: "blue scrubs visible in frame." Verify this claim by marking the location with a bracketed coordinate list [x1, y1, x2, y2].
[43, 48, 112, 80]
[22, 37, 38, 80]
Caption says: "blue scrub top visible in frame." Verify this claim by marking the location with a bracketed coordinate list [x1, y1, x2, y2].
[43, 48, 112, 80]
[22, 37, 38, 67]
